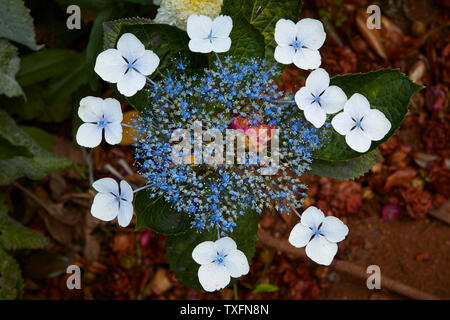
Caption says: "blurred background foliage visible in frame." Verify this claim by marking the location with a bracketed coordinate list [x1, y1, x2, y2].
[0, 0, 158, 299]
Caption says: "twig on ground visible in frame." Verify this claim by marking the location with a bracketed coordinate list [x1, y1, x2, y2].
[257, 230, 441, 300]
[428, 200, 450, 225]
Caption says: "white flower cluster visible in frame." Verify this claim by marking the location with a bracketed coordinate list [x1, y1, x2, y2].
[274, 18, 391, 152]
[74, 11, 395, 292]
[153, 0, 223, 30]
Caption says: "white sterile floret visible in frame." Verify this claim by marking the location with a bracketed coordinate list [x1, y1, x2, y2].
[289, 206, 349, 266]
[90, 178, 134, 227]
[331, 93, 392, 153]
[76, 96, 123, 148]
[274, 18, 326, 70]
[295, 68, 347, 128]
[94, 33, 160, 97]
[187, 14, 232, 53]
[192, 237, 249, 292]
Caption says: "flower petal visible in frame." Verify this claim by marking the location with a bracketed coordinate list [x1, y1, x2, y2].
[119, 180, 134, 202]
[193, 241, 217, 265]
[92, 177, 119, 195]
[303, 103, 327, 128]
[305, 235, 338, 266]
[102, 98, 123, 123]
[104, 122, 123, 145]
[289, 223, 314, 248]
[292, 48, 321, 70]
[189, 39, 213, 53]
[211, 15, 232, 38]
[211, 37, 231, 53]
[346, 127, 371, 153]
[305, 68, 329, 96]
[320, 85, 347, 114]
[94, 49, 127, 83]
[223, 250, 249, 278]
[76, 123, 102, 148]
[78, 96, 103, 122]
[274, 45, 295, 65]
[118, 200, 133, 227]
[320, 216, 349, 243]
[198, 263, 231, 292]
[91, 193, 119, 221]
[301, 206, 325, 230]
[214, 237, 237, 256]
[344, 93, 370, 120]
[361, 109, 391, 141]
[296, 18, 326, 50]
[295, 86, 314, 110]
[117, 33, 145, 63]
[134, 50, 160, 76]
[331, 111, 355, 135]
[274, 19, 296, 46]
[116, 69, 146, 97]
[187, 14, 212, 40]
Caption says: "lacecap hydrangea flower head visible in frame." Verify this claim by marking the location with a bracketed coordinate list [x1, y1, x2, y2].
[75, 3, 421, 292]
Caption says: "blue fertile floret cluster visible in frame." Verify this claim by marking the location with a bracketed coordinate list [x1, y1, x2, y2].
[133, 56, 325, 233]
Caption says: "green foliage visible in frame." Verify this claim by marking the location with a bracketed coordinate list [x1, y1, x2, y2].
[102, 18, 209, 111]
[0, 0, 41, 50]
[253, 283, 279, 293]
[16, 49, 80, 87]
[0, 194, 47, 299]
[222, 0, 302, 63]
[134, 192, 191, 234]
[315, 69, 422, 161]
[308, 149, 382, 180]
[0, 110, 72, 186]
[226, 14, 265, 61]
[0, 40, 23, 98]
[165, 210, 259, 290]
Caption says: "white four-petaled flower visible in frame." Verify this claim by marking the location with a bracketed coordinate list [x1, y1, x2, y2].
[192, 237, 249, 292]
[274, 18, 326, 70]
[187, 14, 233, 53]
[76, 96, 123, 148]
[295, 68, 347, 128]
[94, 33, 160, 97]
[91, 178, 134, 227]
[331, 93, 391, 153]
[289, 206, 349, 266]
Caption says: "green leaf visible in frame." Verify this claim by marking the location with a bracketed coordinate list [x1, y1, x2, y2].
[222, 0, 302, 63]
[308, 149, 382, 180]
[225, 14, 265, 61]
[16, 49, 80, 87]
[315, 69, 423, 161]
[43, 54, 90, 106]
[253, 283, 278, 293]
[102, 18, 208, 110]
[0, 213, 47, 251]
[0, 39, 23, 98]
[86, 8, 115, 91]
[19, 126, 55, 152]
[0, 110, 72, 185]
[0, 0, 41, 50]
[0, 246, 23, 300]
[165, 210, 259, 290]
[134, 192, 191, 234]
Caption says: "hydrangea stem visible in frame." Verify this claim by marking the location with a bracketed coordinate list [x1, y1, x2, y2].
[133, 184, 152, 194]
[215, 52, 222, 67]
